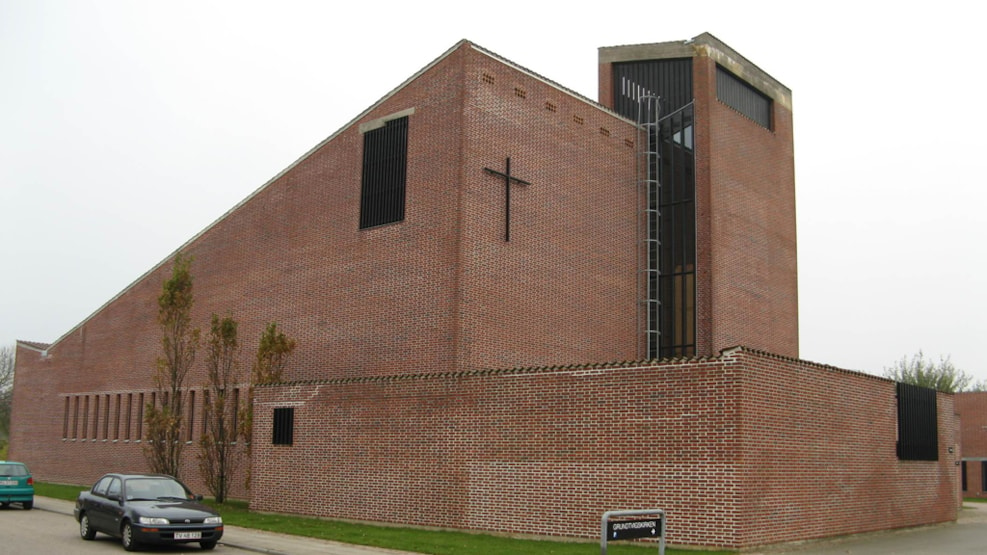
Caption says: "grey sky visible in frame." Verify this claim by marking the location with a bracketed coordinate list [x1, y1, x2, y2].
[2, 1, 984, 380]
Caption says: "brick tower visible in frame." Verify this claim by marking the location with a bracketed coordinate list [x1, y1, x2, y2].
[598, 33, 798, 359]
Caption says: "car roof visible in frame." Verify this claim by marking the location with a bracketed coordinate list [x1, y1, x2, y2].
[98, 473, 181, 480]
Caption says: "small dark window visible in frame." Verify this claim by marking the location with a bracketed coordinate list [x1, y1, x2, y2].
[962, 461, 968, 491]
[716, 66, 771, 129]
[359, 116, 408, 228]
[272, 407, 294, 445]
[982, 462, 987, 493]
[895, 382, 938, 461]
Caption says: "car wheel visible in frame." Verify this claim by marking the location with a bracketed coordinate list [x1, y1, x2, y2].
[200, 540, 217, 550]
[22, 500, 33, 510]
[121, 521, 140, 551]
[79, 513, 97, 540]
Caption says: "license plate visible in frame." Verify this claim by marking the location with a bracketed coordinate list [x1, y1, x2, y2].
[0, 480, 16, 486]
[174, 531, 202, 540]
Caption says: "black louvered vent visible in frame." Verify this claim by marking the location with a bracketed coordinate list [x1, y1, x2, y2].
[360, 116, 408, 229]
[272, 407, 294, 446]
[896, 382, 938, 461]
[716, 66, 771, 129]
[612, 59, 693, 121]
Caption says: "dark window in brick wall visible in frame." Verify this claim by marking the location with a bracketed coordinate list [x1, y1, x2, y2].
[114, 394, 121, 440]
[231, 388, 239, 437]
[72, 396, 80, 438]
[272, 407, 294, 445]
[187, 390, 195, 442]
[657, 104, 697, 358]
[102, 394, 110, 440]
[93, 395, 100, 440]
[360, 116, 408, 228]
[896, 382, 938, 461]
[716, 65, 772, 129]
[63, 397, 70, 438]
[125, 393, 133, 440]
[962, 460, 968, 491]
[137, 393, 145, 440]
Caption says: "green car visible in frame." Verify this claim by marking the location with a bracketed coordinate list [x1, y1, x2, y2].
[0, 461, 34, 510]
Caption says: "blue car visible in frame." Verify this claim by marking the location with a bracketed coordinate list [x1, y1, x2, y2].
[75, 473, 223, 551]
[0, 460, 34, 510]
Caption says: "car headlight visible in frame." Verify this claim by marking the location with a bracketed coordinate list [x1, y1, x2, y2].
[203, 516, 223, 525]
[138, 516, 170, 525]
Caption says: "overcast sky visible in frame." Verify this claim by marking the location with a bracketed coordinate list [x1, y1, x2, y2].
[2, 1, 985, 381]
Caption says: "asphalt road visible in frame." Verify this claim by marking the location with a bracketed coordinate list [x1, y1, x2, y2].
[0, 501, 254, 554]
[3, 497, 421, 555]
[757, 503, 987, 554]
[6, 496, 986, 554]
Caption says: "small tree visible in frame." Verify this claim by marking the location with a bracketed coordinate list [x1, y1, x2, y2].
[883, 351, 972, 393]
[1, 345, 14, 457]
[241, 323, 296, 489]
[198, 314, 243, 503]
[144, 254, 200, 478]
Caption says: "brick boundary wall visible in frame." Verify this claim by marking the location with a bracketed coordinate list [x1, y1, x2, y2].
[251, 348, 958, 549]
[956, 392, 987, 497]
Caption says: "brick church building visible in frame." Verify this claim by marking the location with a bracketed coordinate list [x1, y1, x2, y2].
[11, 34, 959, 549]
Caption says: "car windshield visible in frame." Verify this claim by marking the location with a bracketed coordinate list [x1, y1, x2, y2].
[124, 477, 189, 500]
[0, 464, 28, 477]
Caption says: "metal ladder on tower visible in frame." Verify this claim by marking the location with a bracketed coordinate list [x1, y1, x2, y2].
[636, 95, 661, 360]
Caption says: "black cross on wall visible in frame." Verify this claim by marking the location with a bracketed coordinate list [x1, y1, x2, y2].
[483, 157, 531, 242]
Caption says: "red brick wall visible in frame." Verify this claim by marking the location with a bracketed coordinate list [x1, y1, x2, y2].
[250, 349, 958, 549]
[735, 350, 957, 545]
[695, 55, 799, 358]
[460, 48, 638, 369]
[956, 392, 987, 496]
[8, 41, 639, 494]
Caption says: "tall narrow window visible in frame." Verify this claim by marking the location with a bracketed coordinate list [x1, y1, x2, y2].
[231, 388, 240, 440]
[272, 407, 294, 445]
[82, 396, 90, 439]
[359, 115, 409, 228]
[658, 104, 697, 358]
[114, 394, 121, 440]
[125, 394, 133, 440]
[92, 395, 100, 440]
[63, 397, 70, 438]
[103, 394, 110, 440]
[72, 396, 80, 439]
[982, 462, 987, 493]
[137, 393, 145, 440]
[962, 461, 968, 491]
[202, 390, 211, 435]
[187, 390, 195, 442]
